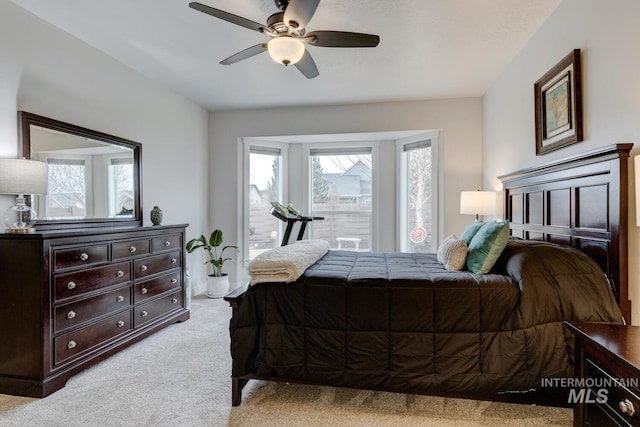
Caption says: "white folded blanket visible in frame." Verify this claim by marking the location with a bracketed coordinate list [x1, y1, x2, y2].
[248, 239, 330, 285]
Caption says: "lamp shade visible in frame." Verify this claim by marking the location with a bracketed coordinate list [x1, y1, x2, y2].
[268, 36, 305, 66]
[460, 190, 497, 218]
[0, 158, 48, 195]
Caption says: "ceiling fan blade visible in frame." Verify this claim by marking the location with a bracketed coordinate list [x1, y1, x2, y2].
[294, 50, 319, 79]
[305, 31, 380, 48]
[220, 43, 267, 65]
[189, 2, 267, 34]
[284, 0, 320, 30]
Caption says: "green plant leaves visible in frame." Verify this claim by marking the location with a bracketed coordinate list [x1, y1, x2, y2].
[209, 229, 223, 247]
[186, 229, 238, 277]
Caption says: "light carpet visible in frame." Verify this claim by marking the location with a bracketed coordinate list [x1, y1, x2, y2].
[0, 295, 572, 426]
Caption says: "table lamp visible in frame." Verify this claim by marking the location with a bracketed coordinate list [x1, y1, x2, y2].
[460, 190, 497, 221]
[0, 158, 48, 233]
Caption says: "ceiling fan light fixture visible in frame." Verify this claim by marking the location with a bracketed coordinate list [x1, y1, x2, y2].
[267, 36, 305, 66]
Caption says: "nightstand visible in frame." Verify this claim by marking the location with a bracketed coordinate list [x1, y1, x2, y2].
[565, 322, 640, 427]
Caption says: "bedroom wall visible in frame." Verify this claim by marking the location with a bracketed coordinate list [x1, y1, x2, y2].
[209, 98, 483, 286]
[483, 0, 640, 322]
[0, 2, 210, 295]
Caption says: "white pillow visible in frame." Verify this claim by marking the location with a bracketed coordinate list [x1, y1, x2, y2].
[437, 234, 468, 271]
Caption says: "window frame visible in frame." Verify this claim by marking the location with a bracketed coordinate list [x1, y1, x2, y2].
[303, 141, 379, 250]
[107, 155, 134, 217]
[395, 131, 440, 252]
[242, 138, 289, 266]
[39, 154, 93, 218]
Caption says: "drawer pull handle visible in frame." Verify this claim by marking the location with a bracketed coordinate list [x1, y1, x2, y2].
[67, 281, 77, 290]
[66, 310, 76, 319]
[116, 270, 124, 278]
[141, 310, 148, 317]
[67, 340, 77, 349]
[141, 287, 148, 295]
[129, 246, 137, 253]
[79, 252, 89, 261]
[171, 278, 177, 284]
[171, 258, 177, 264]
[116, 295, 124, 303]
[140, 265, 147, 272]
[172, 298, 178, 304]
[164, 241, 171, 247]
[620, 399, 636, 416]
[117, 320, 125, 328]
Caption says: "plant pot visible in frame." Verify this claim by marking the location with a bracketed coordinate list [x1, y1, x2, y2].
[206, 274, 230, 298]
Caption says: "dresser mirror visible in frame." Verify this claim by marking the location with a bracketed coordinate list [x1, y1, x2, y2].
[19, 111, 142, 229]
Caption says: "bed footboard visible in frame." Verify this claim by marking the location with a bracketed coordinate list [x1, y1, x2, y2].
[224, 283, 251, 406]
[223, 283, 249, 309]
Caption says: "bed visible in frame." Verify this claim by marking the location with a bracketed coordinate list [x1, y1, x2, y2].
[225, 143, 632, 406]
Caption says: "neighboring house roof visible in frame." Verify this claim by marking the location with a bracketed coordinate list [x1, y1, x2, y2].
[323, 162, 372, 197]
[343, 161, 371, 179]
[249, 184, 265, 202]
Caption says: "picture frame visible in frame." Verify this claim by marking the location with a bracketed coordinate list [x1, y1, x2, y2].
[534, 49, 583, 155]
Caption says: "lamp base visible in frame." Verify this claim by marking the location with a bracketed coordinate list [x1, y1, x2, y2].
[4, 227, 36, 234]
[3, 195, 38, 233]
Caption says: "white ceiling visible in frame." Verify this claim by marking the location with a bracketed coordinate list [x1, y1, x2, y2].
[11, 0, 561, 111]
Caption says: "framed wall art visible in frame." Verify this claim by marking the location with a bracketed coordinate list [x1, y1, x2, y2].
[534, 49, 583, 155]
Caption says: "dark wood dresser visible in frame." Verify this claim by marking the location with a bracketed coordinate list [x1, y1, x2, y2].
[0, 224, 190, 397]
[566, 322, 640, 427]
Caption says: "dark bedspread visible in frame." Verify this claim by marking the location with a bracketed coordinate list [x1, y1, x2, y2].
[230, 240, 623, 396]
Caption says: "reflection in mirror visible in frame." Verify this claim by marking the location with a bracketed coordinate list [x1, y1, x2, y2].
[31, 126, 134, 219]
[20, 112, 142, 228]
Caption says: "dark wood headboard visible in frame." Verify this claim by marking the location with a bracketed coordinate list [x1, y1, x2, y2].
[499, 143, 633, 323]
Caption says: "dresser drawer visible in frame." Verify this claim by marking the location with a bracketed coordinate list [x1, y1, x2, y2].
[53, 244, 109, 271]
[54, 286, 132, 333]
[54, 262, 131, 301]
[133, 251, 181, 279]
[587, 359, 640, 426]
[151, 234, 181, 253]
[54, 310, 132, 365]
[134, 291, 182, 328]
[112, 239, 150, 260]
[586, 402, 622, 427]
[134, 270, 181, 303]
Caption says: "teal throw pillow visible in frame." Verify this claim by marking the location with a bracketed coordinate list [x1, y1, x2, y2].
[460, 221, 486, 246]
[466, 221, 510, 274]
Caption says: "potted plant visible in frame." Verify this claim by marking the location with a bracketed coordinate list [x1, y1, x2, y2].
[186, 229, 237, 298]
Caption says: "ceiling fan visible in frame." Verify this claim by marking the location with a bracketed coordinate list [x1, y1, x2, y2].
[189, 0, 380, 79]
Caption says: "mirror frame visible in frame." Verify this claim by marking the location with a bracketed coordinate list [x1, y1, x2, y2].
[19, 111, 142, 229]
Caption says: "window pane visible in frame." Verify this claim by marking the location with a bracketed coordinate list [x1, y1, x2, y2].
[110, 162, 134, 216]
[311, 153, 372, 251]
[406, 145, 432, 252]
[47, 162, 86, 217]
[312, 212, 370, 251]
[249, 152, 281, 259]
